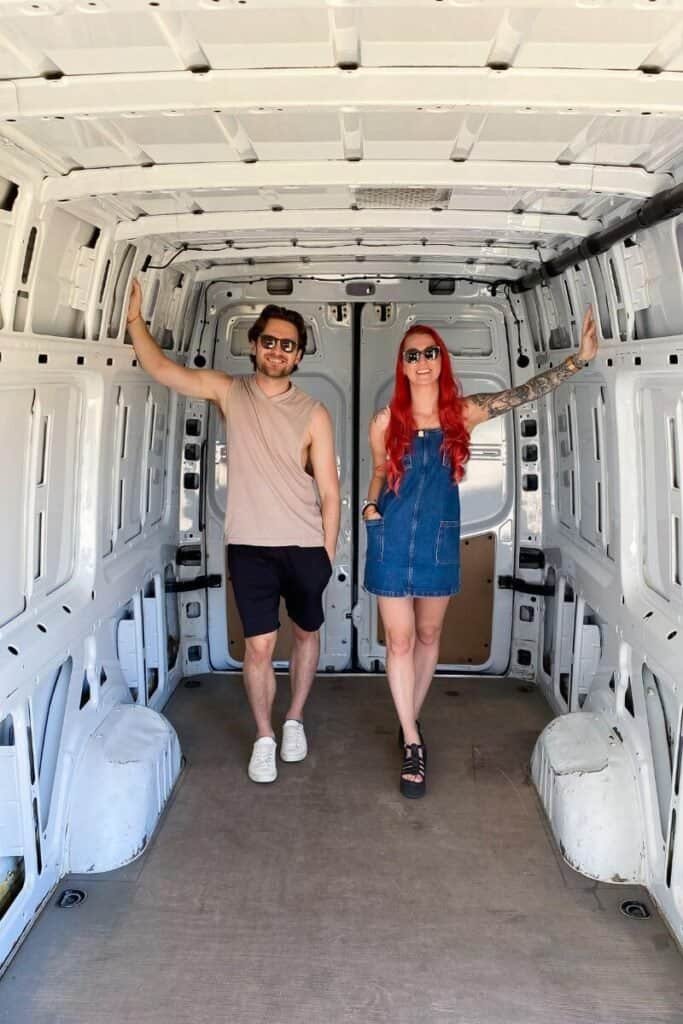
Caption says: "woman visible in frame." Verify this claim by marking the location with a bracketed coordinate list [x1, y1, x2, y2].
[363, 308, 598, 798]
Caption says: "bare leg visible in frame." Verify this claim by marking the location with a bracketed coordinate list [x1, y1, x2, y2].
[243, 631, 278, 738]
[378, 596, 422, 782]
[286, 622, 320, 721]
[413, 596, 451, 717]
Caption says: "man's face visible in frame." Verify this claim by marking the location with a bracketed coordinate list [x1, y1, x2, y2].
[252, 317, 303, 379]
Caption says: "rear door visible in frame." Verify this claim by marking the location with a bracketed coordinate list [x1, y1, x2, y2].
[206, 294, 353, 671]
[355, 297, 515, 673]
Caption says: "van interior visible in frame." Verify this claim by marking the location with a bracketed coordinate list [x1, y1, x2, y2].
[2, 3, 683, 1021]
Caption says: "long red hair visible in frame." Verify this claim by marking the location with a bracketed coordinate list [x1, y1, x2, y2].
[385, 324, 470, 492]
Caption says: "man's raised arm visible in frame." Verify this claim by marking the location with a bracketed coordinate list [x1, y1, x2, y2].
[127, 279, 230, 405]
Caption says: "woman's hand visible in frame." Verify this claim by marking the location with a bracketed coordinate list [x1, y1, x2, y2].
[363, 508, 382, 522]
[577, 305, 598, 363]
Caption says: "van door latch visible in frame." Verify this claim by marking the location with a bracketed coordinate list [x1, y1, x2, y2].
[497, 575, 555, 596]
[165, 575, 222, 593]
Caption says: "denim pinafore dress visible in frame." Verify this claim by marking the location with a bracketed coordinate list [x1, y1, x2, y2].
[364, 428, 461, 598]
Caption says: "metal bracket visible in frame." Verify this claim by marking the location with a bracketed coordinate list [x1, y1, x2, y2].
[498, 575, 555, 596]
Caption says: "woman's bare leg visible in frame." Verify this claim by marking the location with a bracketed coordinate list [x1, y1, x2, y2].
[378, 596, 421, 781]
[413, 596, 451, 717]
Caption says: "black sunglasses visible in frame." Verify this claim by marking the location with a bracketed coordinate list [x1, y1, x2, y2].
[403, 345, 441, 364]
[258, 333, 299, 354]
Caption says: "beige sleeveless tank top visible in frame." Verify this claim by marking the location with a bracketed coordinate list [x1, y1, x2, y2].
[222, 375, 324, 547]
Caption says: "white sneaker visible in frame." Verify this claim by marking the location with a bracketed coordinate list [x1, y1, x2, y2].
[248, 737, 277, 783]
[280, 720, 308, 763]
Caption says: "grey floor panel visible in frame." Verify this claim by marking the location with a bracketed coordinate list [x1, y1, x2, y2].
[2, 674, 682, 1024]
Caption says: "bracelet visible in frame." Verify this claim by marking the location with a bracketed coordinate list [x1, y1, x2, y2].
[126, 314, 142, 326]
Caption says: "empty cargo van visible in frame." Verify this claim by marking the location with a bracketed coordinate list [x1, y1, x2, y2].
[1, 3, 683, 1021]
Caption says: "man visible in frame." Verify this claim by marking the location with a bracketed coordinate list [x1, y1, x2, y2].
[126, 280, 340, 783]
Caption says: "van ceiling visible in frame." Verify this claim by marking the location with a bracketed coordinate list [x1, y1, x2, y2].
[1, 0, 682, 281]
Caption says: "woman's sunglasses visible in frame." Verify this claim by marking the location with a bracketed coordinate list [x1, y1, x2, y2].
[258, 333, 299, 354]
[403, 345, 441, 364]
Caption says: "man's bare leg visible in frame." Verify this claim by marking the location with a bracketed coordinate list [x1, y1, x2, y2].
[286, 622, 320, 721]
[243, 631, 278, 738]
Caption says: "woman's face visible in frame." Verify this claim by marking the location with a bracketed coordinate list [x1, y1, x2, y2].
[401, 332, 442, 387]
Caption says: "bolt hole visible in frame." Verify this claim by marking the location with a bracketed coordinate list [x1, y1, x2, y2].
[37, 623, 47, 633]
[8, 645, 19, 655]
[620, 899, 650, 920]
[57, 888, 87, 909]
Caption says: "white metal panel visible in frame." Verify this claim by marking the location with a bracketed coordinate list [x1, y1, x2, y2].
[103, 382, 166, 556]
[142, 385, 169, 528]
[0, 387, 34, 628]
[31, 383, 81, 599]
[639, 383, 683, 606]
[0, 741, 22, 858]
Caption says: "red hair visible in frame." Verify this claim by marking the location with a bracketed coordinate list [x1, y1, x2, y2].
[385, 325, 470, 492]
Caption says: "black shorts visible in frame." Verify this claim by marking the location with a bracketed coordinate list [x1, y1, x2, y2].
[227, 544, 333, 638]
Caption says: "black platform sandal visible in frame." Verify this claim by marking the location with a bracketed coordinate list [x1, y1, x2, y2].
[400, 743, 426, 799]
[398, 721, 426, 764]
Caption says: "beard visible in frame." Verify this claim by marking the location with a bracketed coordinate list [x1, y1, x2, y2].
[255, 352, 294, 378]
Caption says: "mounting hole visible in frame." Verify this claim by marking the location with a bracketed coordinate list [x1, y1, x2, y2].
[57, 888, 87, 909]
[184, 678, 202, 689]
[620, 899, 650, 920]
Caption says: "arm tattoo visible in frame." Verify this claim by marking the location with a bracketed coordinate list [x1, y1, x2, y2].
[468, 357, 580, 420]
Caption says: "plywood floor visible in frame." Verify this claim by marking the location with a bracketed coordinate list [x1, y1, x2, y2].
[2, 674, 682, 1024]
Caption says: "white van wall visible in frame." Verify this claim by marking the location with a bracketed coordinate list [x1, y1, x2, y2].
[524, 218, 683, 945]
[0, 167, 193, 965]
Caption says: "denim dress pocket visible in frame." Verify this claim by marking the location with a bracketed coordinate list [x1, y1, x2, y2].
[435, 521, 460, 565]
[365, 519, 384, 563]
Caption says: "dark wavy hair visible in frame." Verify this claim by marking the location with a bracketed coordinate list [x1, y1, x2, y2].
[385, 324, 471, 492]
[248, 304, 307, 371]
